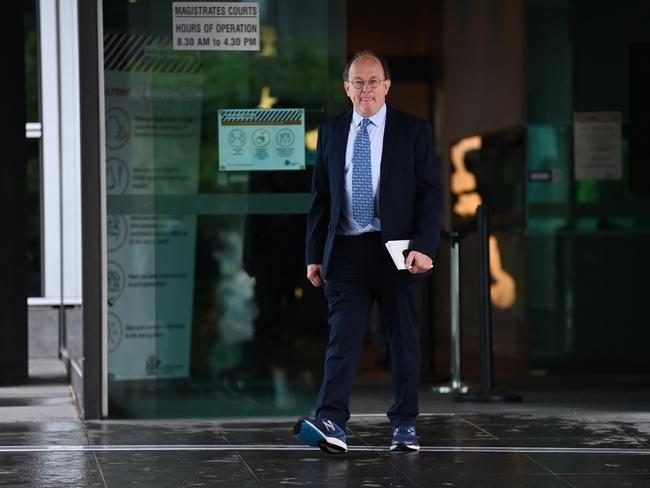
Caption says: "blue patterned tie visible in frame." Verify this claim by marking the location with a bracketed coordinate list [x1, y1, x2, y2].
[352, 118, 374, 227]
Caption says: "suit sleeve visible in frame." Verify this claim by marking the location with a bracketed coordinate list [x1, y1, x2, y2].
[411, 121, 443, 259]
[305, 124, 330, 265]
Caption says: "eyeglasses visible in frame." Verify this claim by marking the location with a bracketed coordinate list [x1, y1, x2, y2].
[346, 78, 385, 89]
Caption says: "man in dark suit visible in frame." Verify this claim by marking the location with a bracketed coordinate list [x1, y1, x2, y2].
[293, 50, 442, 453]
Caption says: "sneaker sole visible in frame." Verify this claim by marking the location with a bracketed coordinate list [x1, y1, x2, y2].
[390, 443, 420, 452]
[293, 418, 347, 453]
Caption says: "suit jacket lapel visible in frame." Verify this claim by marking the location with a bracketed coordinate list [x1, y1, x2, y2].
[379, 105, 398, 198]
[333, 110, 352, 188]
[329, 110, 351, 226]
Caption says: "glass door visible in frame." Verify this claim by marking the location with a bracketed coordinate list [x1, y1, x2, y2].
[103, 0, 347, 418]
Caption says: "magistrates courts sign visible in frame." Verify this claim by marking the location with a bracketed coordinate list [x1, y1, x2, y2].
[173, 2, 259, 51]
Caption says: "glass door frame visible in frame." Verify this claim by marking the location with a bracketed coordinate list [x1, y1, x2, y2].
[76, 0, 107, 419]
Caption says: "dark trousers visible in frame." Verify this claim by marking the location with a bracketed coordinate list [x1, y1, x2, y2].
[316, 232, 421, 430]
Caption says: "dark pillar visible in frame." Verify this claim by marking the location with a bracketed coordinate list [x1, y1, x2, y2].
[629, 44, 650, 194]
[0, 1, 28, 384]
[77, 0, 103, 418]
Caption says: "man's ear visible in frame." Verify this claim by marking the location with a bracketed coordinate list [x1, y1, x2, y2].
[384, 79, 391, 93]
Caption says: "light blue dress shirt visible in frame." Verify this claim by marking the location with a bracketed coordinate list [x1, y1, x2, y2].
[337, 104, 386, 235]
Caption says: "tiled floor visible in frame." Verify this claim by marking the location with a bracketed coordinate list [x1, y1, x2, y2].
[1, 361, 649, 487]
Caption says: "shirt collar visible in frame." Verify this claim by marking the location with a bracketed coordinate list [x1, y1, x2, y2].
[352, 103, 387, 128]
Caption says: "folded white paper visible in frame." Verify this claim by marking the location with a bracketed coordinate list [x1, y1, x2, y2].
[385, 240, 413, 270]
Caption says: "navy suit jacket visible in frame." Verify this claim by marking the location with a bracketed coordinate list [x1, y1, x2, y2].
[306, 105, 442, 278]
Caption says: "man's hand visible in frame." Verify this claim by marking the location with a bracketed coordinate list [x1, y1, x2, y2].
[405, 250, 433, 274]
[307, 264, 325, 287]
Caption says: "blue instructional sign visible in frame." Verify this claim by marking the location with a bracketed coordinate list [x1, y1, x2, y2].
[218, 108, 305, 171]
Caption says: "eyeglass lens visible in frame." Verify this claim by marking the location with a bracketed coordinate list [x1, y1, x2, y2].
[350, 79, 382, 89]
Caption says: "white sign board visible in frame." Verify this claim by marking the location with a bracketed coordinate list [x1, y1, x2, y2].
[173, 2, 259, 51]
[574, 112, 622, 180]
[218, 108, 306, 171]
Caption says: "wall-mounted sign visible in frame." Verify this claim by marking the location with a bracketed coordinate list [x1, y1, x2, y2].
[574, 112, 622, 180]
[218, 108, 306, 171]
[173, 2, 259, 51]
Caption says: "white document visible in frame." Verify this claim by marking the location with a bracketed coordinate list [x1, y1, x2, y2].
[574, 112, 622, 180]
[385, 240, 413, 270]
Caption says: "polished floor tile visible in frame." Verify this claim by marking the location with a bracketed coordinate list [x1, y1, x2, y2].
[96, 451, 260, 487]
[3, 364, 650, 487]
[220, 420, 335, 446]
[461, 413, 650, 448]
[348, 415, 503, 447]
[528, 452, 650, 475]
[239, 450, 415, 487]
[0, 420, 88, 446]
[561, 474, 650, 487]
[85, 420, 228, 446]
[2, 425, 650, 487]
[0, 452, 105, 487]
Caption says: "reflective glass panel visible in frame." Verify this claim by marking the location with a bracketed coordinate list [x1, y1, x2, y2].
[104, 0, 347, 418]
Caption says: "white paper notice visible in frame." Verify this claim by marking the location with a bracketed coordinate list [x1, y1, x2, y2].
[574, 112, 622, 180]
[173, 2, 259, 51]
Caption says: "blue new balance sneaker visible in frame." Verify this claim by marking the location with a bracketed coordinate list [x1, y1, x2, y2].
[293, 417, 348, 453]
[390, 425, 420, 452]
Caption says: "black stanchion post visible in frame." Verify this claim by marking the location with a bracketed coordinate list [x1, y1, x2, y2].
[434, 231, 468, 394]
[455, 204, 521, 403]
[478, 205, 493, 393]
